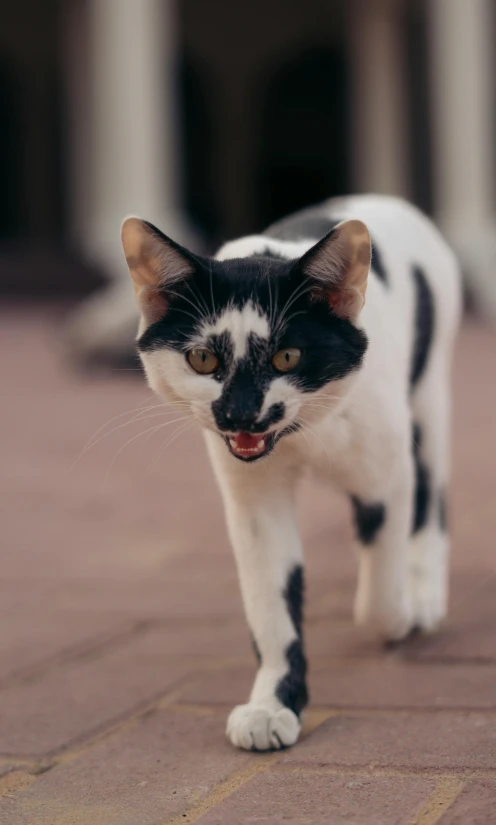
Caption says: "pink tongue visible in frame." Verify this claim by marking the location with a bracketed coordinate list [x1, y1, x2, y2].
[234, 433, 261, 449]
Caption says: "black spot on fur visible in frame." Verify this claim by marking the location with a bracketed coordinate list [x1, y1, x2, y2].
[370, 242, 388, 285]
[439, 491, 447, 532]
[250, 247, 288, 261]
[275, 565, 308, 717]
[410, 265, 435, 388]
[284, 565, 304, 636]
[351, 496, 386, 545]
[276, 640, 308, 716]
[412, 422, 422, 455]
[259, 402, 285, 430]
[412, 423, 431, 533]
[251, 635, 261, 665]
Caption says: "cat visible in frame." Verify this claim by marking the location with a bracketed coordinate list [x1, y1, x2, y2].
[121, 194, 461, 751]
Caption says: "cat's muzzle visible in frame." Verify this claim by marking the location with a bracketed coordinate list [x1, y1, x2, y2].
[225, 432, 275, 461]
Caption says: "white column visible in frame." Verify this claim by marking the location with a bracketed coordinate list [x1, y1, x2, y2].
[86, 0, 195, 271]
[64, 0, 197, 359]
[429, 0, 496, 320]
[348, 0, 410, 199]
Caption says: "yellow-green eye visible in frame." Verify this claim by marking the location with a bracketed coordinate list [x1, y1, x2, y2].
[272, 347, 301, 373]
[187, 347, 219, 375]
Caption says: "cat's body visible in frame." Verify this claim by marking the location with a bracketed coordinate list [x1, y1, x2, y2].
[121, 195, 461, 751]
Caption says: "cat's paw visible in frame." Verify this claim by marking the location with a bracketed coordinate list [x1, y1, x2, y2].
[410, 571, 447, 633]
[226, 703, 300, 751]
[353, 589, 414, 641]
[408, 532, 448, 634]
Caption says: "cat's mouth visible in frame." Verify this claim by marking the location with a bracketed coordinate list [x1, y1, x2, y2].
[225, 432, 274, 461]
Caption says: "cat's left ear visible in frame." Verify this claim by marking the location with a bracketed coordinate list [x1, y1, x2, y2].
[121, 217, 196, 324]
[300, 220, 371, 322]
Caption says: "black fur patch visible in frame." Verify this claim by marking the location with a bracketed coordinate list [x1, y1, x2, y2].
[250, 247, 288, 261]
[276, 640, 308, 716]
[251, 635, 262, 665]
[410, 265, 435, 388]
[439, 491, 447, 532]
[283, 565, 304, 636]
[412, 423, 431, 533]
[351, 496, 386, 545]
[275, 565, 308, 717]
[370, 242, 388, 285]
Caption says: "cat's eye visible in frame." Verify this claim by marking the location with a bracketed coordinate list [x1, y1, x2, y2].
[272, 347, 302, 373]
[187, 347, 219, 375]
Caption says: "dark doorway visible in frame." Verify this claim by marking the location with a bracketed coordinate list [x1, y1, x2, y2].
[255, 46, 351, 230]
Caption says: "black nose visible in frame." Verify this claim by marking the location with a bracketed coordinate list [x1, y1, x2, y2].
[212, 364, 264, 432]
[212, 394, 263, 433]
[223, 406, 258, 432]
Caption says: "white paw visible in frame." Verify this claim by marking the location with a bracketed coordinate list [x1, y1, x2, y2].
[226, 703, 300, 751]
[354, 588, 414, 641]
[409, 532, 448, 634]
[410, 570, 447, 633]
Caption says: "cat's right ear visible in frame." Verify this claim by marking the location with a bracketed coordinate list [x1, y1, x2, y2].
[121, 217, 195, 324]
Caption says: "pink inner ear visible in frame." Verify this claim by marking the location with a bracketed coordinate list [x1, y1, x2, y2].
[327, 290, 346, 315]
[142, 288, 168, 323]
[327, 289, 355, 319]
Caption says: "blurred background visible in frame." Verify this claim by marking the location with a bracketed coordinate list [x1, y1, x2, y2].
[1, 0, 496, 360]
[2, 1, 496, 796]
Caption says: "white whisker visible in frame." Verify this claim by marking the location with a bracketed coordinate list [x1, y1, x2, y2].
[103, 415, 192, 485]
[147, 419, 195, 472]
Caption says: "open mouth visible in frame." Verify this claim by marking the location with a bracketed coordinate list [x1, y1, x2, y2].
[225, 432, 275, 462]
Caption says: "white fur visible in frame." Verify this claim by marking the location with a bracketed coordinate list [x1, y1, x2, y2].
[216, 236, 310, 262]
[201, 302, 270, 360]
[140, 195, 462, 751]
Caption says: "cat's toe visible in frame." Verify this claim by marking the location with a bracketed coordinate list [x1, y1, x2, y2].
[227, 704, 300, 751]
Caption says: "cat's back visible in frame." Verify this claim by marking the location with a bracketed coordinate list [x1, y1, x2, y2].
[266, 194, 462, 344]
[217, 194, 462, 353]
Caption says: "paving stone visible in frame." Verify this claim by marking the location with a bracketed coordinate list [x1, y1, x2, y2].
[0, 770, 36, 802]
[439, 780, 496, 824]
[177, 658, 496, 711]
[2, 310, 496, 822]
[0, 709, 252, 825]
[178, 665, 253, 706]
[0, 764, 27, 780]
[408, 577, 496, 662]
[309, 660, 496, 709]
[0, 627, 199, 756]
[281, 713, 496, 771]
[0, 573, 244, 621]
[0, 613, 252, 688]
[196, 769, 436, 825]
[305, 617, 376, 657]
[408, 623, 496, 663]
[0, 610, 129, 683]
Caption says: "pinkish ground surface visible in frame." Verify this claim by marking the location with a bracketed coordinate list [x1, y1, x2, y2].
[1, 307, 496, 825]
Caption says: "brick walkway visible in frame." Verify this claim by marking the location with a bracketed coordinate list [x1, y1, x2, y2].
[1, 307, 496, 824]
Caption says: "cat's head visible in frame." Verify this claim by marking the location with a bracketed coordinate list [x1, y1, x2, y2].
[121, 218, 370, 462]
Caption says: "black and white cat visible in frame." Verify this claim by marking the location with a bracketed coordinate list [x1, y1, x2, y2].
[121, 195, 461, 751]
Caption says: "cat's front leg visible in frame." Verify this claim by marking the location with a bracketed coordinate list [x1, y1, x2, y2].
[352, 449, 415, 641]
[222, 478, 307, 751]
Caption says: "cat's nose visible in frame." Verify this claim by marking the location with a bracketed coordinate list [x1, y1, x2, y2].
[224, 408, 257, 432]
[211, 372, 264, 433]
